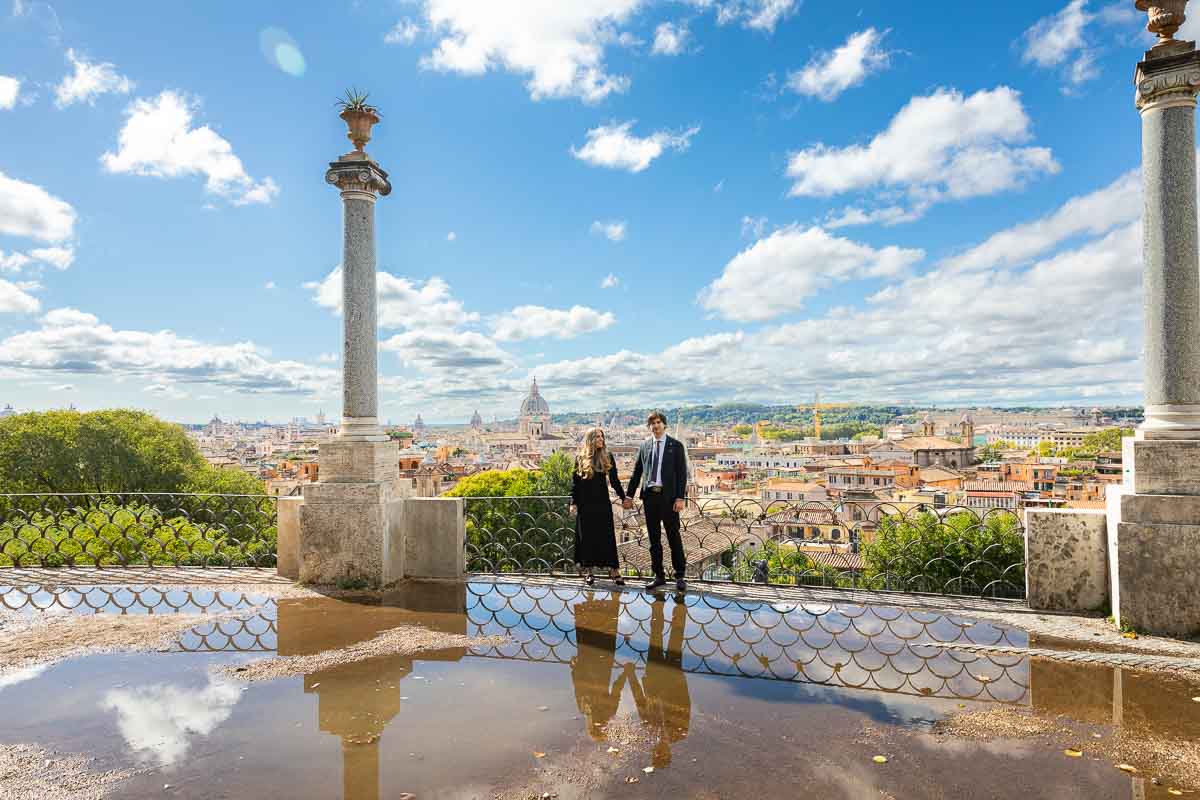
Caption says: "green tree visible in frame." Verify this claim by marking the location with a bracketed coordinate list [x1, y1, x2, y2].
[184, 464, 266, 495]
[861, 511, 1024, 598]
[533, 451, 575, 496]
[1037, 441, 1057, 458]
[0, 409, 204, 494]
[1080, 427, 1134, 454]
[731, 424, 753, 437]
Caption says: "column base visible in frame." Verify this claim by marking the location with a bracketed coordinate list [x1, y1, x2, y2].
[298, 481, 403, 587]
[1107, 436, 1200, 637]
[338, 416, 390, 442]
[1122, 435, 1200, 494]
[1140, 404, 1200, 440]
[319, 438, 399, 483]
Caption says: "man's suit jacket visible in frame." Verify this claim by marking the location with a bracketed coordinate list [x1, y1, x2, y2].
[626, 435, 688, 502]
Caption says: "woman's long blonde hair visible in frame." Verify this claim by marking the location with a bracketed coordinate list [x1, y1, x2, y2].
[576, 427, 613, 479]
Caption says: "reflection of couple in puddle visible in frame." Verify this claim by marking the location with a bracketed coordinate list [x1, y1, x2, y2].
[571, 592, 691, 768]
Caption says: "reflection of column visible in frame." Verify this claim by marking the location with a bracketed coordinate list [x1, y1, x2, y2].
[342, 735, 380, 800]
[276, 594, 469, 799]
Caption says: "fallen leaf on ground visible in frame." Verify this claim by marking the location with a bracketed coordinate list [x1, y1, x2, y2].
[1122, 632, 1138, 640]
[643, 766, 654, 774]
[1192, 697, 1200, 703]
[873, 756, 888, 764]
[626, 777, 640, 784]
[606, 747, 619, 754]
[1064, 749, 1083, 758]
[1115, 764, 1138, 773]
[1169, 790, 1183, 796]
[533, 752, 546, 758]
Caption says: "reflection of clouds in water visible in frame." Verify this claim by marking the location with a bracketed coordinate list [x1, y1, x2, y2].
[101, 676, 242, 766]
[0, 663, 50, 691]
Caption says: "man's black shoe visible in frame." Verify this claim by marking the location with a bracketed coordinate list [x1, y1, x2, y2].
[645, 576, 667, 591]
[675, 578, 687, 593]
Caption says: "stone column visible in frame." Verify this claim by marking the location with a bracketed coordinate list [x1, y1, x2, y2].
[1106, 1, 1200, 637]
[297, 142, 400, 586]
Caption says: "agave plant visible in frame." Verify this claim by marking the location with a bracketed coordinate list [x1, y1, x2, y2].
[334, 87, 381, 116]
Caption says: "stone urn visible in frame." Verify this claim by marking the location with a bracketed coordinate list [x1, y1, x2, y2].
[1137, 0, 1190, 47]
[340, 107, 380, 153]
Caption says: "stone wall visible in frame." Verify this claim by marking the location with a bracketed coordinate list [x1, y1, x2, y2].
[1024, 508, 1109, 613]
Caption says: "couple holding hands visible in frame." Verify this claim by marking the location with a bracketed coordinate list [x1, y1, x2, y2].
[569, 411, 688, 592]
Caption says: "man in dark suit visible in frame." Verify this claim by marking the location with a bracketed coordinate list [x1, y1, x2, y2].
[624, 410, 689, 591]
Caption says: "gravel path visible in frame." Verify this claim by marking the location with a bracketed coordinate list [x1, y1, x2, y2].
[0, 744, 134, 800]
[216, 625, 509, 682]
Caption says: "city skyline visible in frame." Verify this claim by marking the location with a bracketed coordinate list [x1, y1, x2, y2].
[0, 1, 1167, 420]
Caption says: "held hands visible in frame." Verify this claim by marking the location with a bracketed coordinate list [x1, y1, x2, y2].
[569, 504, 577, 515]
[673, 499, 685, 513]
[622, 498, 634, 510]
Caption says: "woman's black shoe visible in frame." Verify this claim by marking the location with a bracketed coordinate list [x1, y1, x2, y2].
[584, 574, 595, 586]
[613, 576, 625, 586]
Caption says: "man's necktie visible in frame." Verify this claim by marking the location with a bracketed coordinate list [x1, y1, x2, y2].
[650, 440, 661, 484]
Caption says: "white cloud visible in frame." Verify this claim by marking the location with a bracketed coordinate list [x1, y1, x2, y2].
[1021, 0, 1099, 89]
[0, 170, 76, 242]
[785, 87, 1058, 216]
[698, 225, 924, 322]
[652, 21, 689, 55]
[534, 171, 1146, 409]
[600, 273, 620, 288]
[941, 168, 1140, 273]
[713, 179, 724, 192]
[446, 231, 457, 241]
[102, 677, 242, 766]
[28, 246, 74, 270]
[306, 267, 480, 330]
[417, 0, 641, 102]
[50, 383, 74, 391]
[823, 204, 925, 229]
[590, 219, 626, 241]
[101, 91, 279, 206]
[740, 215, 767, 238]
[381, 328, 514, 371]
[54, 49, 133, 107]
[705, 0, 797, 32]
[317, 352, 338, 363]
[264, 280, 276, 289]
[492, 304, 616, 341]
[0, 251, 32, 272]
[0, 307, 337, 394]
[385, 18, 422, 45]
[144, 382, 188, 399]
[0, 278, 40, 313]
[0, 75, 19, 109]
[571, 121, 699, 172]
[787, 28, 892, 101]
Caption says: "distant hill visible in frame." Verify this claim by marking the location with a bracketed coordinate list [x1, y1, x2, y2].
[550, 403, 916, 428]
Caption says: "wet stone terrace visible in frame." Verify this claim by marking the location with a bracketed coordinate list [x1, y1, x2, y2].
[0, 579, 1197, 799]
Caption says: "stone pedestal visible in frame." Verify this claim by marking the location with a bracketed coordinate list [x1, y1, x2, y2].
[1107, 438, 1200, 637]
[299, 482, 403, 586]
[1105, 25, 1200, 638]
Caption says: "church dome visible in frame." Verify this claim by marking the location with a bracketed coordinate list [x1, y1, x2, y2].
[519, 378, 550, 418]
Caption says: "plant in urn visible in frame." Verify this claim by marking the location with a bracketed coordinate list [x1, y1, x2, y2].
[334, 87, 381, 154]
[1136, 0, 1191, 52]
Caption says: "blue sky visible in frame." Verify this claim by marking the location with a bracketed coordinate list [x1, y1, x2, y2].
[0, 0, 1170, 423]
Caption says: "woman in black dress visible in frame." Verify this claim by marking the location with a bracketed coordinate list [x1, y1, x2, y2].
[570, 427, 626, 586]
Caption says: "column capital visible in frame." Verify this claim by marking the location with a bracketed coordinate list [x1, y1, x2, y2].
[1136, 48, 1200, 112]
[325, 156, 392, 201]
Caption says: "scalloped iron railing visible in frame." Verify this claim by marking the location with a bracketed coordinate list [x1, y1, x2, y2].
[0, 493, 277, 568]
[463, 496, 1026, 600]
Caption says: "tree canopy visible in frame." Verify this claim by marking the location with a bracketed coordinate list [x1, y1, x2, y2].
[0, 409, 265, 495]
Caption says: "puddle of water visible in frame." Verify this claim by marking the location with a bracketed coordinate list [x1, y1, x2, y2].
[0, 581, 1196, 799]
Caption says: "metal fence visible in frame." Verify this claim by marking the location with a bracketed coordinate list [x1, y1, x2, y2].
[463, 496, 1026, 600]
[0, 493, 277, 568]
[0, 582, 1029, 703]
